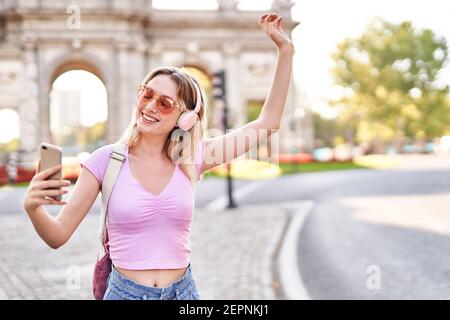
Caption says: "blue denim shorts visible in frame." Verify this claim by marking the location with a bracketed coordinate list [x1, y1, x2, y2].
[103, 263, 201, 300]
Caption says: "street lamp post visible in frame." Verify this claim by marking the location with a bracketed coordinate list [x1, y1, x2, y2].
[212, 70, 237, 209]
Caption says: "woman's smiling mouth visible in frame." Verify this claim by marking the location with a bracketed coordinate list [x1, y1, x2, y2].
[141, 112, 160, 124]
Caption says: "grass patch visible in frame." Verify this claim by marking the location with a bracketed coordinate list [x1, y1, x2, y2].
[203, 161, 370, 179]
[279, 161, 369, 175]
[0, 181, 30, 189]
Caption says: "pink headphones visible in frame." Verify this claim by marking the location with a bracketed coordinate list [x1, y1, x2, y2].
[176, 80, 202, 131]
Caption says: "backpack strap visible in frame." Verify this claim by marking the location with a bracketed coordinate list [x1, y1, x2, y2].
[98, 144, 127, 247]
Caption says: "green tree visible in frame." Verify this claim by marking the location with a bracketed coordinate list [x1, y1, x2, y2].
[78, 121, 106, 146]
[312, 112, 341, 148]
[86, 121, 106, 145]
[332, 18, 450, 150]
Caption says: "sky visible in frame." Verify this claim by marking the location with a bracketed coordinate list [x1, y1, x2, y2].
[1, 0, 449, 144]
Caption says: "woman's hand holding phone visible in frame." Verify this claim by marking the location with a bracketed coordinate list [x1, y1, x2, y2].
[23, 159, 71, 212]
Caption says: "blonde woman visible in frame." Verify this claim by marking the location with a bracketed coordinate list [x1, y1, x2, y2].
[23, 12, 294, 300]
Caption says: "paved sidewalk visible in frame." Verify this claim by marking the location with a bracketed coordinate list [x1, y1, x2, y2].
[0, 203, 292, 300]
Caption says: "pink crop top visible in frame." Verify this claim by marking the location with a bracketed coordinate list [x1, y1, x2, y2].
[80, 140, 205, 270]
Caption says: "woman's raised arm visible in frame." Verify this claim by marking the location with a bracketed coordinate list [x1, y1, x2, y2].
[201, 12, 295, 172]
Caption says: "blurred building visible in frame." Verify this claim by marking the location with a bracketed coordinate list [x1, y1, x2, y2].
[50, 90, 81, 133]
[0, 0, 313, 162]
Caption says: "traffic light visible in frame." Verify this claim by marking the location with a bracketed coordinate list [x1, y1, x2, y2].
[212, 70, 236, 209]
[212, 70, 226, 102]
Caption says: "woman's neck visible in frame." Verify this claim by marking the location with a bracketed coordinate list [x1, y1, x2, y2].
[131, 135, 168, 161]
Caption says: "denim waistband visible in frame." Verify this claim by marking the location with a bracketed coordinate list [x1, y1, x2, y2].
[108, 263, 193, 298]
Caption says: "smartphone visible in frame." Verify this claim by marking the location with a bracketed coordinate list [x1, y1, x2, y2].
[40, 142, 63, 201]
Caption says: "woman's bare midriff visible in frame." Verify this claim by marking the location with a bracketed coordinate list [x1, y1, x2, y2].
[114, 265, 188, 288]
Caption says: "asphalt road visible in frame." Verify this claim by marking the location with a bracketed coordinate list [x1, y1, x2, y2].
[230, 156, 450, 299]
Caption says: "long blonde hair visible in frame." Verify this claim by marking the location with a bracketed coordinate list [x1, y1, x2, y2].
[115, 66, 208, 187]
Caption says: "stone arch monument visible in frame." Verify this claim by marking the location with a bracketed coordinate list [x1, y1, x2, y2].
[0, 0, 313, 163]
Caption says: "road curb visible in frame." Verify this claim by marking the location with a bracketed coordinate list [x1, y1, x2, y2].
[276, 200, 314, 300]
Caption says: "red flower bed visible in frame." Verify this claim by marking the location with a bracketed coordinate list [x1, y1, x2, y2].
[274, 153, 314, 164]
[16, 166, 37, 183]
[0, 165, 8, 185]
[62, 161, 81, 182]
